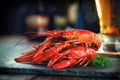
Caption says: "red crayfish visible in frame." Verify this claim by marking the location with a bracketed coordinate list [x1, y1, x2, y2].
[15, 29, 102, 69]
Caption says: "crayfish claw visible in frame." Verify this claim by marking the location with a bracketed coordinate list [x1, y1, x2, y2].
[15, 56, 32, 62]
[52, 59, 76, 69]
[14, 50, 35, 62]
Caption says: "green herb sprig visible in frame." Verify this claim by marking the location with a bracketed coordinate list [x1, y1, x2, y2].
[90, 54, 113, 67]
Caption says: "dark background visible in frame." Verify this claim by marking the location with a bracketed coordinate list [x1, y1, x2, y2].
[0, 0, 100, 35]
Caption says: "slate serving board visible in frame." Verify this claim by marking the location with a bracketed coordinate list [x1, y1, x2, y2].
[0, 35, 120, 78]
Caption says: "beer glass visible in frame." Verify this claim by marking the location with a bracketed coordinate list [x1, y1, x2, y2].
[95, 0, 120, 51]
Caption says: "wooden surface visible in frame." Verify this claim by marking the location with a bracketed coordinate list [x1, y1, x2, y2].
[96, 51, 120, 57]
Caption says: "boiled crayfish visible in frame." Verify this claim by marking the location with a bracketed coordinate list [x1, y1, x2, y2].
[15, 29, 102, 69]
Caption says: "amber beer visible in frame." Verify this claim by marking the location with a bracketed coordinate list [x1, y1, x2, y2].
[95, 0, 120, 52]
[95, 0, 119, 35]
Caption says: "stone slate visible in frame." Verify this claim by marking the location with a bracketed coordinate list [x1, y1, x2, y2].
[0, 35, 120, 78]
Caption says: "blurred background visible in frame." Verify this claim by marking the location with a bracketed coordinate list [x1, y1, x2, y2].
[0, 1, 120, 79]
[0, 0, 100, 35]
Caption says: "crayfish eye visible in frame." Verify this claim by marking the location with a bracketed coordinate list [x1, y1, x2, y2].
[89, 42, 98, 50]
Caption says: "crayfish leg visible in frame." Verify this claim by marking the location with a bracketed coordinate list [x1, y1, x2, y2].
[83, 58, 91, 66]
[79, 57, 90, 66]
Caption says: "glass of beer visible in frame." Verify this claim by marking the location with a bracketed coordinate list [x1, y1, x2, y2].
[95, 0, 120, 51]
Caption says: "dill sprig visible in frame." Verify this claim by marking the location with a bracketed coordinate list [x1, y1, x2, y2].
[90, 54, 113, 67]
